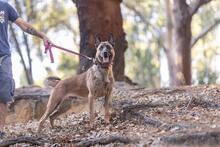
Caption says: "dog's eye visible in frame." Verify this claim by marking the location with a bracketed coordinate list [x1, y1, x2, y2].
[99, 46, 104, 51]
[106, 45, 112, 50]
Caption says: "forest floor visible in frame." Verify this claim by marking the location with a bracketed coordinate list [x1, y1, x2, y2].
[1, 82, 220, 146]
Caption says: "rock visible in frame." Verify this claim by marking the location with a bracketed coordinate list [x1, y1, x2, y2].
[6, 86, 49, 124]
[5, 85, 103, 124]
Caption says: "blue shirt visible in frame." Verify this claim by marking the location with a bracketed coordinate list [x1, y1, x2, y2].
[0, 1, 19, 56]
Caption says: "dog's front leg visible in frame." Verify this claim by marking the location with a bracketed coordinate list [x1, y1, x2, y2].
[104, 90, 112, 124]
[88, 93, 95, 127]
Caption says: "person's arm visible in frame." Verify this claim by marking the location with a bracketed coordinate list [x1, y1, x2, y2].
[6, 3, 51, 45]
[14, 18, 52, 44]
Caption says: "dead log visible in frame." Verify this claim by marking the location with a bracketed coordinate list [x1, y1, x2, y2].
[120, 102, 188, 130]
[76, 135, 138, 147]
[160, 131, 220, 145]
[113, 100, 169, 112]
[0, 136, 47, 147]
[192, 99, 220, 109]
[118, 101, 166, 128]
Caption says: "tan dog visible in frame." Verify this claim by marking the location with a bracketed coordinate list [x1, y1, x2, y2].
[37, 35, 115, 132]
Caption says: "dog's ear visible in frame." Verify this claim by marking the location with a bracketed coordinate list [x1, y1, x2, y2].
[109, 33, 115, 47]
[95, 34, 101, 48]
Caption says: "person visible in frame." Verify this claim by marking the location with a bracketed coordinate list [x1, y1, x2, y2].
[0, 0, 51, 134]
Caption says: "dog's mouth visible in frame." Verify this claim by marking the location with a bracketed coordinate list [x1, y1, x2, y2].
[101, 57, 111, 68]
[103, 56, 110, 63]
[97, 51, 113, 68]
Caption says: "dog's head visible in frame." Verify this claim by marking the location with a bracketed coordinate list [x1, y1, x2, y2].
[95, 34, 115, 68]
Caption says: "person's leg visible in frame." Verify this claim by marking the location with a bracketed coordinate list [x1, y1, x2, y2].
[0, 56, 14, 131]
[0, 102, 7, 130]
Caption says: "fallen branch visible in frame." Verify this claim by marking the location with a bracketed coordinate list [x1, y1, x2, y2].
[161, 131, 220, 145]
[129, 87, 187, 98]
[122, 102, 168, 111]
[121, 109, 189, 131]
[120, 102, 163, 127]
[113, 100, 169, 112]
[76, 135, 138, 147]
[184, 97, 220, 110]
[129, 111, 162, 128]
[192, 99, 220, 109]
[120, 102, 188, 130]
[0, 136, 47, 147]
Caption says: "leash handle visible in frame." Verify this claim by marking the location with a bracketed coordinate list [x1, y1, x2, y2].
[44, 41, 94, 63]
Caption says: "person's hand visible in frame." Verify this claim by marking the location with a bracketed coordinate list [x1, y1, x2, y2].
[42, 34, 53, 47]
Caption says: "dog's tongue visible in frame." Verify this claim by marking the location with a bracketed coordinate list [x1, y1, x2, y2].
[103, 58, 109, 63]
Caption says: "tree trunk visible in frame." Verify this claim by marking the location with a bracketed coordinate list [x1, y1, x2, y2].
[75, 0, 127, 81]
[171, 0, 192, 86]
[164, 0, 177, 86]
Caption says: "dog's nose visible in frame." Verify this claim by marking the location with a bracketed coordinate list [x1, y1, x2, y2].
[103, 52, 108, 58]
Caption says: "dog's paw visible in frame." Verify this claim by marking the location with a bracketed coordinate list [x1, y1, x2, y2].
[89, 122, 95, 129]
[104, 116, 110, 124]
[94, 112, 98, 117]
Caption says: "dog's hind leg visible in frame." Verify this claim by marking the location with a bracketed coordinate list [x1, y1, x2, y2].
[37, 89, 66, 133]
[37, 102, 60, 133]
[49, 98, 72, 128]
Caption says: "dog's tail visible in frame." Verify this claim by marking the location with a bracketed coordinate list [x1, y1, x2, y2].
[44, 76, 61, 88]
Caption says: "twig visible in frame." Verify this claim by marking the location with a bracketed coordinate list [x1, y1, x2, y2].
[191, 18, 220, 48]
[186, 96, 195, 110]
[190, 0, 213, 16]
[76, 135, 138, 147]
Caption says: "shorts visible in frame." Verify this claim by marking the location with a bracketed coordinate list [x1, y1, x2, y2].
[0, 55, 15, 104]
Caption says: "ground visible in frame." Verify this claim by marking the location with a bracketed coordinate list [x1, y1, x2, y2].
[1, 82, 220, 146]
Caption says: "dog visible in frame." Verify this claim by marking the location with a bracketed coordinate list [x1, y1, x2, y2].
[37, 34, 115, 132]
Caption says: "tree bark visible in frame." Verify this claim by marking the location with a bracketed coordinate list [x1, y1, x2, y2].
[75, 0, 127, 81]
[164, 0, 178, 86]
[171, 0, 192, 85]
[169, 0, 216, 86]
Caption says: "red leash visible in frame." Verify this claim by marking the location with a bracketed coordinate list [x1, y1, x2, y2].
[44, 42, 94, 63]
